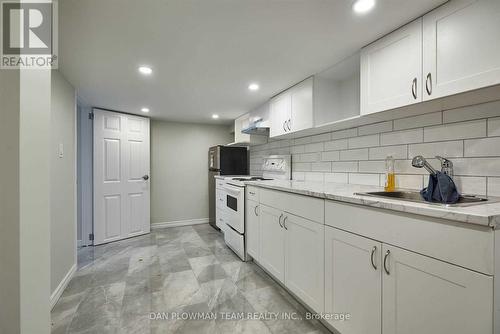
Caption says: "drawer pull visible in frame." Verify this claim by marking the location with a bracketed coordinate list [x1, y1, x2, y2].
[278, 213, 284, 228]
[254, 205, 259, 216]
[283, 216, 288, 230]
[370, 246, 377, 270]
[426, 73, 432, 96]
[383, 250, 391, 275]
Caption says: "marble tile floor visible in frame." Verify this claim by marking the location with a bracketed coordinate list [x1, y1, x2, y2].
[52, 224, 331, 334]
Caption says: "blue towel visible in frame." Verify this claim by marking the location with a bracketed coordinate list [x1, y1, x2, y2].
[420, 172, 460, 204]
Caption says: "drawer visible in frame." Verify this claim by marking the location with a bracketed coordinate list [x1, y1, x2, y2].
[216, 189, 225, 209]
[259, 188, 324, 224]
[216, 179, 225, 189]
[325, 200, 494, 275]
[246, 186, 259, 202]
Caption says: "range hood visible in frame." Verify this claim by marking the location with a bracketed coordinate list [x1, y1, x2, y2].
[241, 117, 270, 135]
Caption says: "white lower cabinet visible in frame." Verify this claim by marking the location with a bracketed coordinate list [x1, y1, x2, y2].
[284, 213, 324, 313]
[325, 227, 382, 334]
[246, 200, 259, 260]
[258, 203, 325, 312]
[382, 244, 493, 334]
[259, 204, 285, 283]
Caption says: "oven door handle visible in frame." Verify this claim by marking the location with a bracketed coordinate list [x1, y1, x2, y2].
[223, 184, 243, 196]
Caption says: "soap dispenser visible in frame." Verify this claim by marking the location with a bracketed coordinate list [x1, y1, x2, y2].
[384, 156, 395, 192]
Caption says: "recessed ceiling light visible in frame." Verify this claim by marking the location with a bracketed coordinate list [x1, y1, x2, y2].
[141, 107, 150, 113]
[248, 83, 260, 91]
[212, 114, 219, 119]
[138, 66, 153, 75]
[353, 0, 375, 14]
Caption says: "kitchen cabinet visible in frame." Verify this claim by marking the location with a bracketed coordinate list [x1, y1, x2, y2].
[284, 213, 324, 313]
[290, 78, 314, 133]
[270, 90, 291, 137]
[259, 204, 285, 283]
[257, 199, 325, 313]
[423, 0, 500, 101]
[245, 199, 260, 260]
[270, 78, 313, 137]
[382, 244, 493, 334]
[325, 227, 382, 334]
[229, 113, 267, 146]
[360, 19, 423, 115]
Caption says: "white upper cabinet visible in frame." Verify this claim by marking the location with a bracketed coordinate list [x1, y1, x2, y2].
[270, 78, 313, 138]
[270, 91, 292, 138]
[382, 244, 493, 334]
[290, 78, 314, 133]
[361, 19, 423, 115]
[423, 0, 500, 101]
[233, 114, 251, 144]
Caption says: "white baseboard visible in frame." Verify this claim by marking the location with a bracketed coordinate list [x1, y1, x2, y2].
[50, 263, 77, 309]
[151, 218, 210, 229]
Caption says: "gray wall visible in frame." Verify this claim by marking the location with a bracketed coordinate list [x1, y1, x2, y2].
[151, 121, 232, 224]
[50, 71, 76, 296]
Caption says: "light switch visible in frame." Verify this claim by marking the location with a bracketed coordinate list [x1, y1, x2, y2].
[58, 143, 64, 158]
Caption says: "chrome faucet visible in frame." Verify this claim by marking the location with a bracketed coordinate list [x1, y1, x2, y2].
[411, 155, 437, 175]
[435, 156, 454, 179]
[411, 155, 454, 179]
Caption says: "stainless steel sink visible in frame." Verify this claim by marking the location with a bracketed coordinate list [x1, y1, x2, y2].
[355, 191, 498, 207]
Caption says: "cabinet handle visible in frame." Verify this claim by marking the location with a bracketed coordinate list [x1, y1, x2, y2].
[426, 73, 432, 96]
[249, 191, 255, 195]
[254, 205, 259, 217]
[370, 246, 377, 270]
[383, 250, 391, 275]
[287, 119, 291, 131]
[283, 216, 288, 230]
[411, 78, 417, 100]
[283, 121, 287, 132]
[278, 213, 284, 228]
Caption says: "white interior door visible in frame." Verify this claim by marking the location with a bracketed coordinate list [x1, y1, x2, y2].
[93, 109, 150, 245]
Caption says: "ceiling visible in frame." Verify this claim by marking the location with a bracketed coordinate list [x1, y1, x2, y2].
[59, 0, 447, 124]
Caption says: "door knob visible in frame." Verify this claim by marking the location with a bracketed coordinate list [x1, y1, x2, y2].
[142, 175, 149, 181]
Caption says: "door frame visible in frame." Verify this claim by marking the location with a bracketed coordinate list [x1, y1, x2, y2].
[92, 107, 151, 245]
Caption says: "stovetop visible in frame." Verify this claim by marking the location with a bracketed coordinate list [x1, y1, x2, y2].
[230, 176, 273, 181]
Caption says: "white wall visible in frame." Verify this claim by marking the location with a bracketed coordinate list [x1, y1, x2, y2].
[50, 71, 76, 302]
[151, 121, 232, 225]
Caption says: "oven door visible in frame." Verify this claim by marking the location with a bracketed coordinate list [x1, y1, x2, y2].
[223, 183, 245, 234]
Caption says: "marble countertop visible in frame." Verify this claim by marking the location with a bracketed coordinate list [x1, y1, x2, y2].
[246, 180, 500, 228]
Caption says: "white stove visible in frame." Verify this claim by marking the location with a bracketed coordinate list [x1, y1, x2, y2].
[216, 155, 291, 261]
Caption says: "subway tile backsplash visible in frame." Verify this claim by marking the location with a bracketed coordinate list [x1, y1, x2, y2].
[249, 100, 500, 196]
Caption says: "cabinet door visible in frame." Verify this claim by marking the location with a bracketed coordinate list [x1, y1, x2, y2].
[382, 244, 493, 334]
[259, 205, 285, 282]
[234, 114, 251, 144]
[245, 200, 259, 261]
[360, 19, 422, 115]
[423, 0, 500, 101]
[290, 78, 313, 133]
[284, 213, 324, 313]
[270, 92, 291, 138]
[325, 227, 382, 334]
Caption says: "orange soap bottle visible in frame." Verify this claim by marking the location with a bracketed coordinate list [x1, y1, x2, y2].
[384, 155, 395, 192]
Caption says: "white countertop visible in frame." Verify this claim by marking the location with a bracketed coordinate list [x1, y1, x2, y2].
[246, 180, 500, 228]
